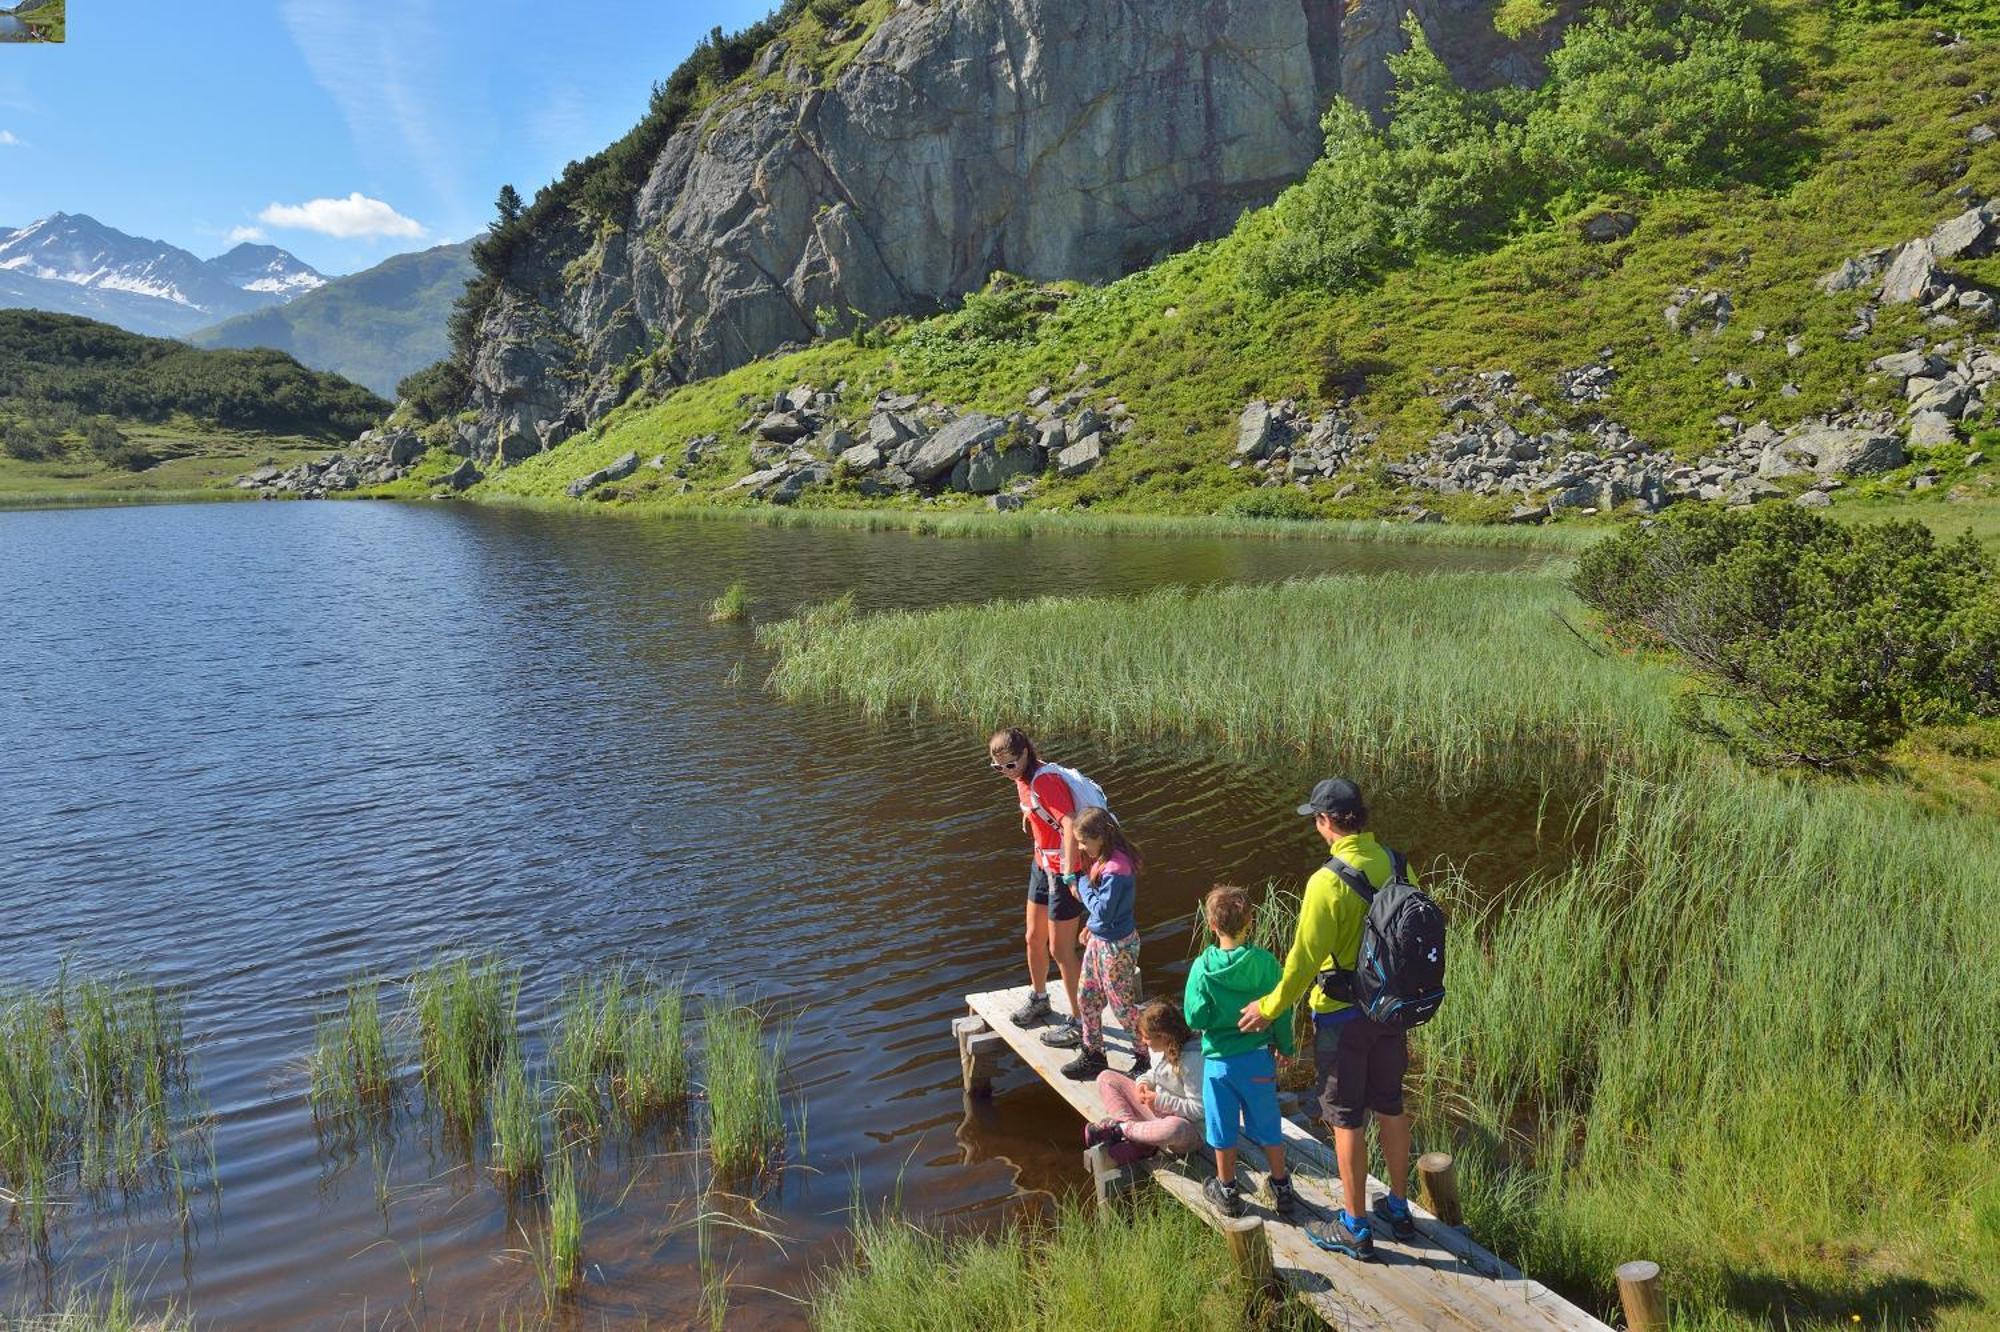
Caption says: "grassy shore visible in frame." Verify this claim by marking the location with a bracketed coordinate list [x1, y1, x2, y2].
[766, 572, 2000, 1330]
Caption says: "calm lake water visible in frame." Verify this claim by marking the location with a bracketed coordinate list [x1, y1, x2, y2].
[0, 501, 1557, 1327]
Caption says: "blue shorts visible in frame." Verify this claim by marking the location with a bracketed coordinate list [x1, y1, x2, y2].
[1202, 1046, 1283, 1150]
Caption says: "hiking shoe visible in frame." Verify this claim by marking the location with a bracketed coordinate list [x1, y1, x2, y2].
[1083, 1120, 1124, 1149]
[1009, 992, 1053, 1027]
[1268, 1174, 1303, 1221]
[1039, 1017, 1082, 1048]
[1203, 1176, 1245, 1219]
[1306, 1212, 1375, 1261]
[1128, 1050, 1152, 1078]
[1061, 1048, 1110, 1080]
[1374, 1193, 1418, 1242]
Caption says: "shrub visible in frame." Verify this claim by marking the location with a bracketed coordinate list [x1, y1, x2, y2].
[396, 358, 471, 423]
[1222, 487, 1323, 521]
[2, 415, 61, 461]
[1572, 506, 2000, 767]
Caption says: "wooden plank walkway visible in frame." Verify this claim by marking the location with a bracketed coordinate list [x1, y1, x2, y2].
[961, 982, 1613, 1332]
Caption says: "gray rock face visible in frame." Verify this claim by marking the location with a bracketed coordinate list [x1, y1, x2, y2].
[1792, 427, 1905, 477]
[1237, 400, 1282, 458]
[1878, 240, 1939, 305]
[454, 0, 1566, 463]
[963, 443, 1043, 494]
[1907, 410, 1956, 448]
[1055, 432, 1108, 477]
[1931, 205, 1998, 261]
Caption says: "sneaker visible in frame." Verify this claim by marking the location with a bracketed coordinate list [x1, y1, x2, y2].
[1374, 1193, 1418, 1242]
[1203, 1175, 1245, 1219]
[1306, 1212, 1375, 1261]
[1009, 991, 1053, 1027]
[1061, 1048, 1109, 1080]
[1128, 1050, 1152, 1078]
[1268, 1173, 1302, 1220]
[1039, 1017, 1082, 1049]
[1083, 1120, 1124, 1149]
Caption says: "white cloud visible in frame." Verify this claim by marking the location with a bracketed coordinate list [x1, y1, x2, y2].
[226, 225, 267, 245]
[258, 193, 425, 240]
[0, 130, 20, 147]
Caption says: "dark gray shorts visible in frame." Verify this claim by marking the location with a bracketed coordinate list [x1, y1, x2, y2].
[1026, 864, 1084, 922]
[1314, 1013, 1408, 1129]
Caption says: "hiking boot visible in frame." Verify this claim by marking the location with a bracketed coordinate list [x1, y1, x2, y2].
[1203, 1176, 1245, 1219]
[1083, 1120, 1124, 1149]
[1009, 991, 1053, 1027]
[1061, 1048, 1109, 1080]
[1268, 1173, 1303, 1221]
[1127, 1050, 1151, 1078]
[1306, 1212, 1375, 1261]
[1374, 1193, 1419, 1242]
[1039, 1017, 1082, 1048]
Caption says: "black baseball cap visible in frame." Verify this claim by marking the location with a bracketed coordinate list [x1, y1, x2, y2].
[1297, 777, 1366, 819]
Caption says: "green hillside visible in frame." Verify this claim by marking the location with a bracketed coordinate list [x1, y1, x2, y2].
[0, 309, 385, 502]
[190, 241, 474, 398]
[405, 0, 1999, 543]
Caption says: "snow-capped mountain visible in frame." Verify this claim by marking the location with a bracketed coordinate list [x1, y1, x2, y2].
[205, 242, 327, 298]
[0, 214, 326, 337]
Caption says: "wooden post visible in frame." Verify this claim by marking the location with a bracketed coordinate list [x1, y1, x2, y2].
[1417, 1151, 1461, 1227]
[954, 1016, 1004, 1097]
[1222, 1215, 1276, 1307]
[1084, 1142, 1136, 1214]
[1616, 1260, 1666, 1331]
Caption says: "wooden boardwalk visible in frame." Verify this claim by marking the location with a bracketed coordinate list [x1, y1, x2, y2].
[960, 982, 1614, 1332]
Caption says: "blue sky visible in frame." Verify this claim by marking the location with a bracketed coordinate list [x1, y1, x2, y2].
[0, 0, 777, 275]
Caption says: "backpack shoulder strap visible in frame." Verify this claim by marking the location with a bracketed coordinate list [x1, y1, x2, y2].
[1387, 848, 1409, 885]
[1325, 857, 1376, 904]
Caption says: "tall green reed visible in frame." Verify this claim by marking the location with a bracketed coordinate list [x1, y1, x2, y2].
[308, 976, 395, 1132]
[701, 999, 786, 1178]
[618, 983, 691, 1130]
[409, 954, 516, 1141]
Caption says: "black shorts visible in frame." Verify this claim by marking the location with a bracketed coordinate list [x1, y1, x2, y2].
[1314, 1013, 1408, 1129]
[1026, 864, 1084, 923]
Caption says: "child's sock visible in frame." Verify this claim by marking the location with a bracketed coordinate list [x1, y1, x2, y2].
[1379, 1194, 1411, 1220]
[1342, 1209, 1373, 1234]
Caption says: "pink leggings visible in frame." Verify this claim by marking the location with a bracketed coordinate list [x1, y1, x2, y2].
[1095, 1070, 1201, 1152]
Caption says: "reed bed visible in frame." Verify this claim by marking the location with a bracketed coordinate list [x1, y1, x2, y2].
[770, 570, 2000, 1325]
[409, 954, 517, 1140]
[764, 572, 1682, 793]
[813, 1193, 1319, 1331]
[526, 1150, 585, 1310]
[307, 976, 395, 1131]
[700, 999, 787, 1178]
[618, 984, 691, 1130]
[707, 580, 750, 622]
[7, 1267, 190, 1332]
[547, 967, 630, 1144]
[488, 1044, 545, 1189]
[0, 969, 207, 1253]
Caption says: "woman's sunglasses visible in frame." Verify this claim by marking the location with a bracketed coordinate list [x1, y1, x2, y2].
[989, 757, 1022, 771]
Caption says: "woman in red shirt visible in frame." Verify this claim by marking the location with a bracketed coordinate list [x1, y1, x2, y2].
[988, 727, 1088, 1047]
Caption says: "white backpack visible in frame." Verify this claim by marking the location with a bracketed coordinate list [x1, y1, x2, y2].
[1027, 761, 1111, 829]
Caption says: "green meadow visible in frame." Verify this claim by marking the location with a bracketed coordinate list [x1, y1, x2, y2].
[765, 567, 2000, 1330]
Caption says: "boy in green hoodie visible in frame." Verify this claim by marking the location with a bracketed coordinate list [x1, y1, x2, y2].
[1184, 885, 1300, 1220]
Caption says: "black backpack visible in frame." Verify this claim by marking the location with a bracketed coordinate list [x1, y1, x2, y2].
[1313, 849, 1448, 1031]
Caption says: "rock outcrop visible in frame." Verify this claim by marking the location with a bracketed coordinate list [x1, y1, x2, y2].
[455, 0, 1566, 465]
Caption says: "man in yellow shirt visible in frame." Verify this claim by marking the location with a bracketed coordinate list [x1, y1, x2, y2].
[1237, 778, 1414, 1261]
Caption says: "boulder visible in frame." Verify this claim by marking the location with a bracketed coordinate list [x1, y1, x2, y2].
[905, 413, 1007, 482]
[1035, 419, 1069, 453]
[857, 466, 916, 497]
[1817, 255, 1883, 294]
[771, 462, 834, 504]
[440, 458, 483, 491]
[988, 493, 1025, 512]
[1907, 410, 1956, 448]
[1727, 477, 1783, 505]
[757, 411, 813, 443]
[1793, 488, 1833, 509]
[1579, 210, 1637, 243]
[1878, 240, 1940, 305]
[1908, 378, 1969, 418]
[1931, 206, 1998, 261]
[1055, 432, 1108, 477]
[964, 444, 1044, 494]
[380, 429, 426, 466]
[1236, 400, 1281, 458]
[728, 465, 790, 493]
[1793, 427, 1905, 477]
[867, 412, 916, 449]
[565, 451, 641, 498]
[837, 441, 886, 472]
[1872, 349, 1943, 380]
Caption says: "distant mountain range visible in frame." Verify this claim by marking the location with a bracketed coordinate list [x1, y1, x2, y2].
[0, 213, 325, 337]
[190, 240, 475, 398]
[0, 213, 476, 399]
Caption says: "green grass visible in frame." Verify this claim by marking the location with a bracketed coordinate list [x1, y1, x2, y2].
[526, 1150, 585, 1309]
[813, 1192, 1318, 1331]
[9, 1267, 186, 1331]
[708, 579, 751, 622]
[489, 1044, 546, 1189]
[0, 968, 208, 1255]
[764, 572, 1683, 794]
[307, 976, 395, 1132]
[409, 954, 517, 1141]
[547, 965, 631, 1145]
[700, 999, 786, 1178]
[766, 572, 2000, 1329]
[618, 982, 691, 1130]
[0, 427, 338, 507]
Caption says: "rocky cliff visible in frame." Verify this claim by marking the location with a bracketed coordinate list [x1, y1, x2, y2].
[460, 0, 1563, 464]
